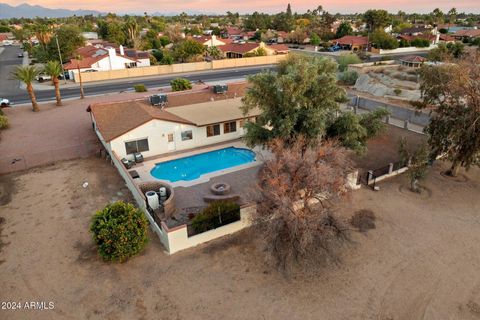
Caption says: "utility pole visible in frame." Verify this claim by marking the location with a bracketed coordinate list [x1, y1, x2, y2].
[55, 35, 67, 84]
[77, 61, 84, 99]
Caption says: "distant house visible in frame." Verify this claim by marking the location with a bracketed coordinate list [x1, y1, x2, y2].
[398, 34, 439, 45]
[398, 26, 437, 36]
[218, 42, 288, 58]
[453, 29, 480, 40]
[191, 35, 232, 47]
[81, 32, 98, 40]
[399, 55, 426, 68]
[63, 44, 150, 78]
[332, 35, 369, 51]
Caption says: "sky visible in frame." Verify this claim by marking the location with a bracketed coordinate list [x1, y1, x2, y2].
[5, 0, 480, 14]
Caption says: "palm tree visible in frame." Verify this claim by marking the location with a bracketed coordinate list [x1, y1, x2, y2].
[43, 61, 62, 106]
[11, 66, 40, 112]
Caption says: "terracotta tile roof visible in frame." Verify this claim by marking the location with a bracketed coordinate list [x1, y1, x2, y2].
[398, 34, 436, 42]
[400, 55, 426, 63]
[63, 56, 105, 70]
[453, 29, 480, 38]
[333, 35, 369, 46]
[399, 27, 431, 34]
[267, 44, 289, 52]
[89, 82, 249, 141]
[218, 42, 261, 54]
[439, 34, 456, 42]
[225, 26, 242, 35]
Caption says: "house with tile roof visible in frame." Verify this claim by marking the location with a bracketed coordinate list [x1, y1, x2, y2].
[88, 82, 260, 160]
[218, 42, 288, 58]
[332, 35, 370, 51]
[63, 44, 150, 79]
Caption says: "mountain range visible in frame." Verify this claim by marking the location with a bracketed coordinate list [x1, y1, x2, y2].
[0, 3, 104, 19]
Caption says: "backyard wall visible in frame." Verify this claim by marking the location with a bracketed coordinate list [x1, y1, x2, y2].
[348, 94, 430, 127]
[163, 204, 255, 254]
[371, 45, 437, 55]
[347, 60, 397, 73]
[74, 55, 287, 83]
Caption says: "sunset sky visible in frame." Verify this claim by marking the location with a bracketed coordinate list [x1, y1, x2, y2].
[4, 0, 480, 14]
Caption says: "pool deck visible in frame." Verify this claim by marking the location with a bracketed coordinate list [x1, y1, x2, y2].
[130, 140, 271, 188]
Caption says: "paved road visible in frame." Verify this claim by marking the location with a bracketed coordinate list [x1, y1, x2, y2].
[4, 50, 429, 105]
[7, 65, 276, 105]
[0, 45, 24, 97]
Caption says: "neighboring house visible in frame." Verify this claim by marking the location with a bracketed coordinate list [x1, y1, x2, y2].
[63, 44, 150, 78]
[398, 26, 438, 36]
[217, 42, 288, 58]
[81, 32, 99, 40]
[399, 55, 426, 68]
[398, 34, 439, 45]
[89, 97, 260, 160]
[191, 35, 232, 47]
[332, 35, 369, 51]
[453, 29, 480, 40]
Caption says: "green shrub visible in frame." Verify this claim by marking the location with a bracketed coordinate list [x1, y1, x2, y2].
[133, 84, 148, 92]
[410, 38, 431, 48]
[337, 53, 362, 72]
[170, 77, 192, 91]
[0, 115, 9, 129]
[0, 108, 4, 115]
[191, 201, 240, 234]
[394, 88, 402, 96]
[339, 70, 359, 85]
[90, 201, 149, 262]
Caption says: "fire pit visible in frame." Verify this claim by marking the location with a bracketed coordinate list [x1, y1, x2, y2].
[210, 182, 231, 195]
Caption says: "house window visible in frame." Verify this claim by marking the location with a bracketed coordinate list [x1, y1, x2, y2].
[125, 62, 137, 68]
[181, 130, 193, 141]
[223, 121, 237, 133]
[125, 138, 149, 154]
[206, 124, 220, 137]
[240, 117, 256, 128]
[167, 133, 174, 142]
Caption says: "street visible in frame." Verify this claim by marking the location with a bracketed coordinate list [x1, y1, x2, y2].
[1, 49, 429, 105]
[0, 45, 24, 98]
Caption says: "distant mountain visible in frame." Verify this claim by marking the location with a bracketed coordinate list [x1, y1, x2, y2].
[0, 3, 104, 19]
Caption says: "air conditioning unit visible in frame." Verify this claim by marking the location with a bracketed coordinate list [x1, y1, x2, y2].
[212, 85, 228, 94]
[149, 94, 168, 106]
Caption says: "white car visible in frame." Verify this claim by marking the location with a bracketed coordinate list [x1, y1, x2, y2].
[1, 98, 10, 107]
[36, 73, 52, 83]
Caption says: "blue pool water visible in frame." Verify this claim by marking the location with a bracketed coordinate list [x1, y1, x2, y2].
[150, 147, 256, 182]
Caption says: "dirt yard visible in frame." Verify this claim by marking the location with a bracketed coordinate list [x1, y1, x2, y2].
[1, 157, 480, 320]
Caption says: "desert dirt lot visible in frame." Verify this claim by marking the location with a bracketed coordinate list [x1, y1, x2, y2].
[0, 157, 480, 320]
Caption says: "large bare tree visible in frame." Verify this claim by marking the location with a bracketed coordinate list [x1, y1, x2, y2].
[252, 137, 352, 268]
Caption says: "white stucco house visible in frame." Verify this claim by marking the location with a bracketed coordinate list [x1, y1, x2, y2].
[88, 97, 260, 161]
[64, 44, 151, 79]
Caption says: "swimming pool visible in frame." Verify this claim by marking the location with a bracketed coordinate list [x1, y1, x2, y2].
[150, 147, 256, 182]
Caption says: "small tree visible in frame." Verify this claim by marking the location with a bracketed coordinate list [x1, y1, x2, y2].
[11, 65, 40, 112]
[253, 137, 351, 268]
[310, 32, 321, 46]
[170, 77, 192, 91]
[414, 52, 480, 176]
[339, 70, 359, 85]
[90, 201, 149, 262]
[399, 138, 430, 192]
[43, 60, 62, 106]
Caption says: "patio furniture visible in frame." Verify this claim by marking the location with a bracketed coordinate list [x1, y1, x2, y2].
[134, 152, 144, 163]
[121, 158, 135, 169]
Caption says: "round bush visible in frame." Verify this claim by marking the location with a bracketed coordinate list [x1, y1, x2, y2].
[0, 115, 9, 130]
[90, 201, 149, 262]
[133, 84, 148, 92]
[170, 77, 192, 91]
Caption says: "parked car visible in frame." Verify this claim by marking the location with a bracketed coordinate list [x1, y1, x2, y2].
[36, 73, 52, 83]
[329, 45, 341, 52]
[1, 98, 11, 107]
[17, 52, 24, 58]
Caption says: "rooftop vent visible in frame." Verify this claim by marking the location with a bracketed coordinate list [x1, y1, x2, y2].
[149, 94, 168, 106]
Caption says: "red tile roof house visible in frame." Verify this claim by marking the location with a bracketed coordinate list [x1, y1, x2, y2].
[218, 42, 289, 58]
[332, 35, 370, 51]
[453, 29, 480, 40]
[397, 34, 439, 45]
[63, 44, 150, 79]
